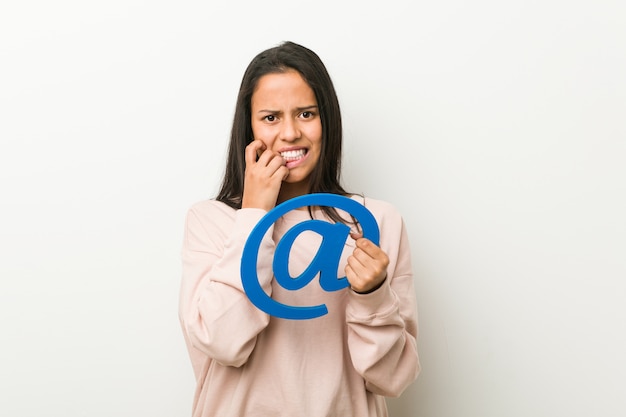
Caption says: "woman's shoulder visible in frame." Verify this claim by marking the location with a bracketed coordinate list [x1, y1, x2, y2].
[346, 194, 406, 233]
[188, 198, 235, 214]
[183, 199, 239, 250]
[348, 194, 407, 248]
[186, 198, 237, 228]
[349, 194, 402, 219]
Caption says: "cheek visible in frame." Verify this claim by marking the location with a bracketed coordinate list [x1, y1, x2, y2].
[311, 129, 323, 153]
[251, 124, 274, 144]
[250, 121, 262, 139]
[305, 122, 323, 147]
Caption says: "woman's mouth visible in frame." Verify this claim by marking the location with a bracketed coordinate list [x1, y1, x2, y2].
[280, 148, 308, 168]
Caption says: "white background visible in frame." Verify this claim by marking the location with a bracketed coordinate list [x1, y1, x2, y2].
[1, 1, 625, 416]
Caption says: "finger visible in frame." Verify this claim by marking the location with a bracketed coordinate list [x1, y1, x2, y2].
[346, 252, 368, 278]
[354, 237, 385, 259]
[345, 262, 361, 284]
[344, 263, 356, 284]
[245, 140, 266, 166]
[345, 257, 374, 292]
[256, 148, 286, 170]
[272, 165, 290, 181]
[352, 242, 389, 276]
[260, 154, 287, 183]
[264, 152, 286, 171]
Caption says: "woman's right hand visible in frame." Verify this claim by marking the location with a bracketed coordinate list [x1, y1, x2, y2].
[241, 139, 289, 211]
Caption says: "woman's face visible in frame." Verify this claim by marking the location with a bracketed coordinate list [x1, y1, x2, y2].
[250, 69, 322, 191]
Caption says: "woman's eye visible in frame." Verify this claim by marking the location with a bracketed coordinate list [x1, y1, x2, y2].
[264, 115, 276, 122]
[301, 111, 313, 119]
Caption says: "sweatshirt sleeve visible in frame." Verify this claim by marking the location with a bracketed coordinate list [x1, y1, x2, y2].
[179, 202, 275, 367]
[345, 205, 420, 397]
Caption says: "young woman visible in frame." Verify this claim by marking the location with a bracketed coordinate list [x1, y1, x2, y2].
[179, 41, 420, 417]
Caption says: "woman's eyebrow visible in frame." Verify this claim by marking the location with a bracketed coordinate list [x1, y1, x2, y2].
[257, 105, 318, 113]
[296, 105, 318, 110]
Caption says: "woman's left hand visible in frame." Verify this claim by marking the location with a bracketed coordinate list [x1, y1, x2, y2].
[345, 233, 389, 294]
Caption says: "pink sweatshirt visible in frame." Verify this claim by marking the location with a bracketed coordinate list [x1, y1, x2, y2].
[179, 195, 420, 417]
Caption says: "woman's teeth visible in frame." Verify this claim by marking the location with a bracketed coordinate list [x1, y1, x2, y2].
[280, 149, 306, 161]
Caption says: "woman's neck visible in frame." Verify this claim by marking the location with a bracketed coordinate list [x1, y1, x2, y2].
[277, 182, 310, 206]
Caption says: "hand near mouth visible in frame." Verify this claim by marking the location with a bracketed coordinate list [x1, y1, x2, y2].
[242, 139, 289, 211]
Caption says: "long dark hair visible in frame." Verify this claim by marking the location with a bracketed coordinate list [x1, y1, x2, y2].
[216, 41, 352, 223]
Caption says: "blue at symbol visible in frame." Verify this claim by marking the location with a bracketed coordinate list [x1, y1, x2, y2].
[241, 193, 380, 320]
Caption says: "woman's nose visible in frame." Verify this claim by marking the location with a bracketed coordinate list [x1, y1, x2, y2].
[279, 119, 300, 142]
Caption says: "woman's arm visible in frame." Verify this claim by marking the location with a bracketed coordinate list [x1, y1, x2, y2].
[179, 203, 275, 367]
[345, 210, 420, 397]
